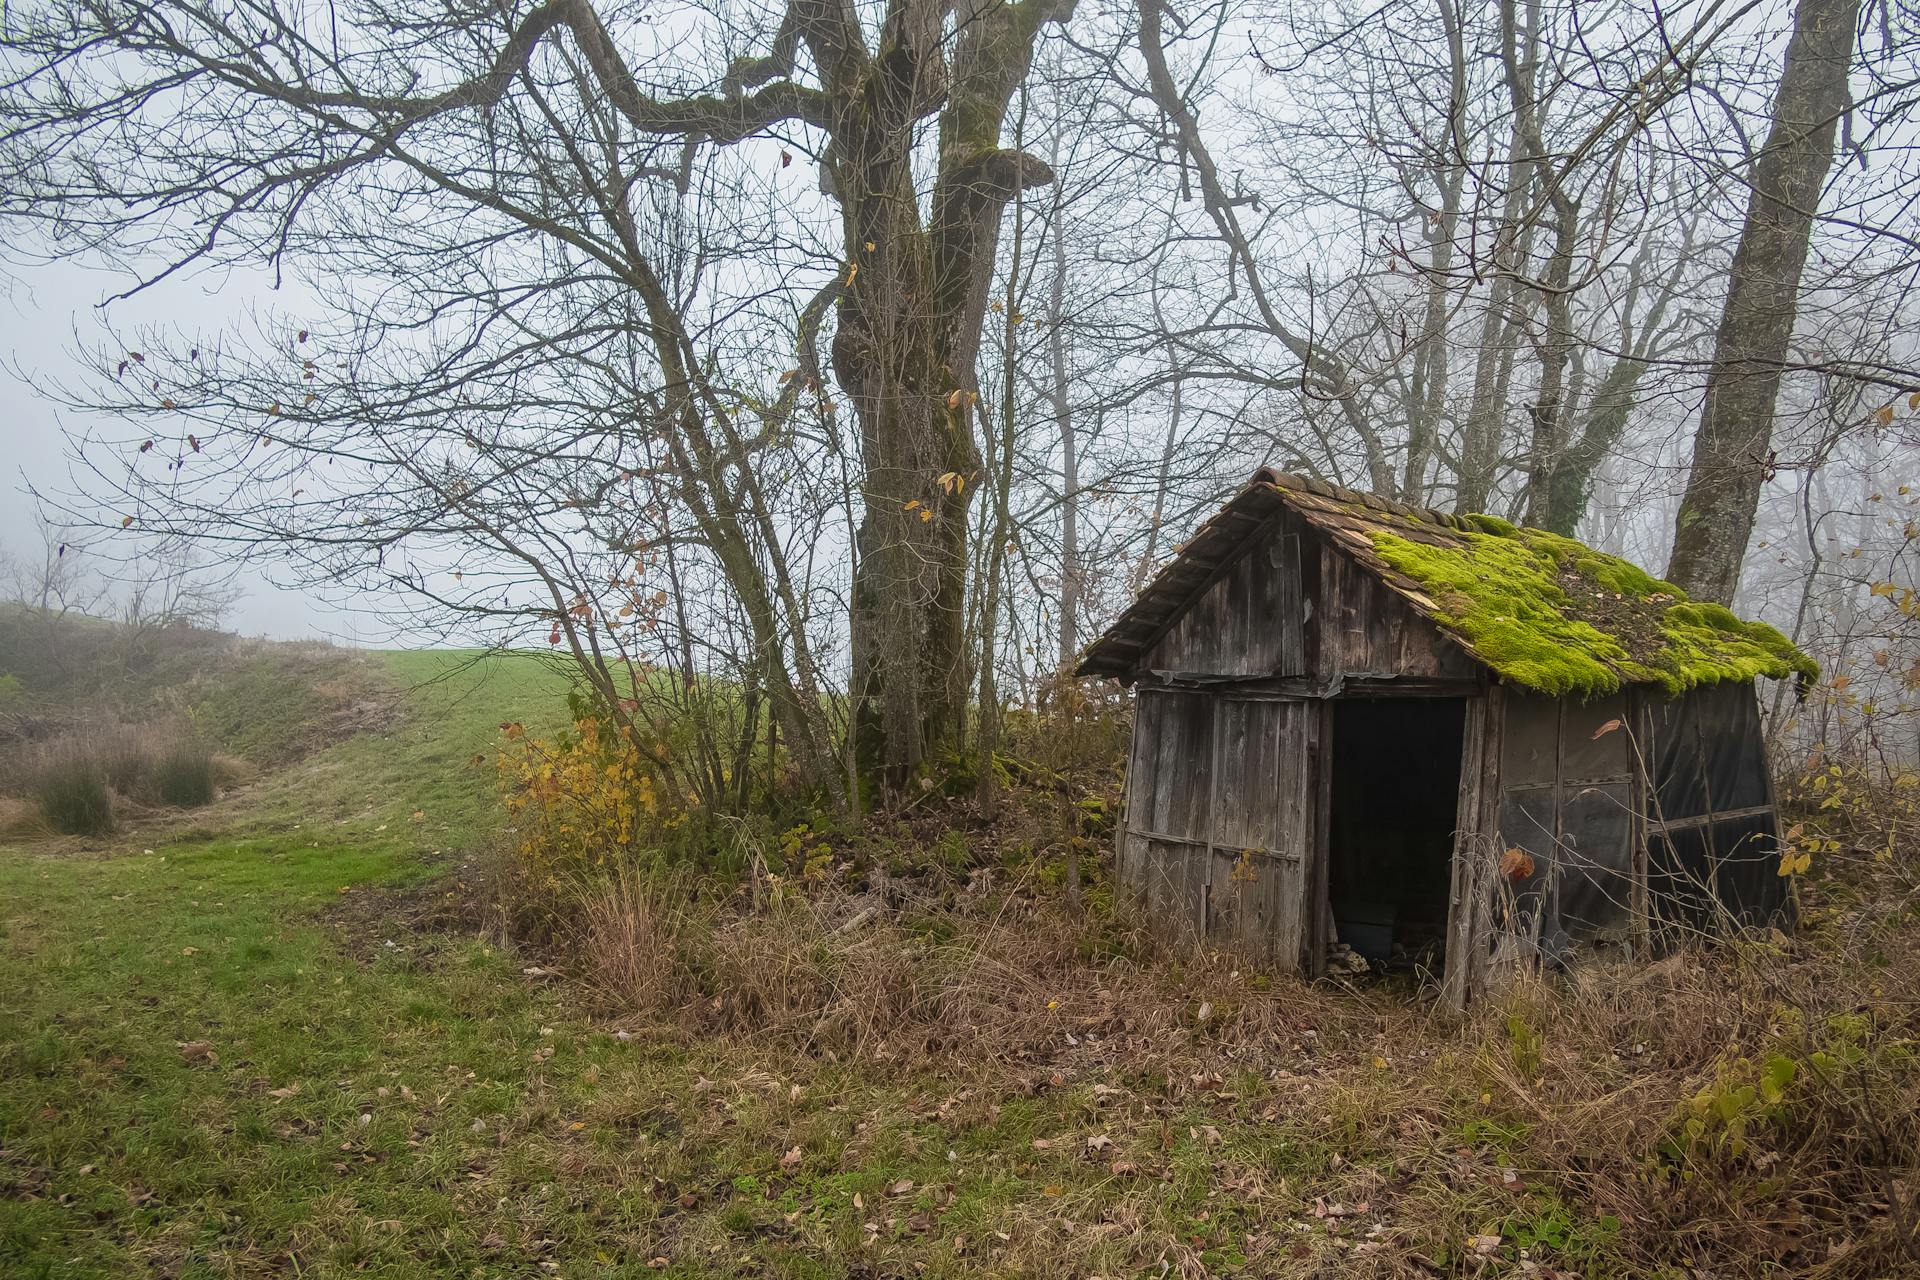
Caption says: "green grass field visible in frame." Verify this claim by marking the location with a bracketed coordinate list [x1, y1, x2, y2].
[3, 647, 1911, 1278]
[0, 648, 1576, 1279]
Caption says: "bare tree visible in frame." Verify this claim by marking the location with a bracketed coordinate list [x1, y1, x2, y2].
[1666, 0, 1863, 602]
[0, 0, 1081, 797]
[2, 513, 103, 623]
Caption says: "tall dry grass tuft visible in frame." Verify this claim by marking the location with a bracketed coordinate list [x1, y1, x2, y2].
[567, 867, 1376, 1068]
[30, 746, 115, 835]
[7, 719, 227, 833]
[573, 865, 699, 1017]
[151, 741, 216, 807]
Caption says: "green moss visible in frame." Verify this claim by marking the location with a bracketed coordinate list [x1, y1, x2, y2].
[1371, 524, 1818, 697]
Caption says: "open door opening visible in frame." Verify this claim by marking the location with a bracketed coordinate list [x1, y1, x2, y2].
[1326, 698, 1466, 975]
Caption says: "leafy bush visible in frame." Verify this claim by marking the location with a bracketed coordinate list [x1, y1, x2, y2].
[1659, 1009, 1917, 1176]
[152, 742, 216, 807]
[497, 711, 673, 907]
[33, 754, 114, 835]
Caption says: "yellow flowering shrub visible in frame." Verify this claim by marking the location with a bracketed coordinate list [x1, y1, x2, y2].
[497, 713, 672, 902]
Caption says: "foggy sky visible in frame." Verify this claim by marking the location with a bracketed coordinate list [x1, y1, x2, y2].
[0, 257, 369, 642]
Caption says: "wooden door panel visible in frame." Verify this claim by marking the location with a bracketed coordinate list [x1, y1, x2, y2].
[1206, 697, 1317, 971]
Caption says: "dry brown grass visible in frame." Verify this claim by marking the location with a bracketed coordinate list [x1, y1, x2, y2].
[0, 718, 249, 837]
[553, 830, 1920, 1276]
[572, 867, 1382, 1069]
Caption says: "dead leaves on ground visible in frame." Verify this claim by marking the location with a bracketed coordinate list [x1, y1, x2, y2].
[175, 1039, 218, 1066]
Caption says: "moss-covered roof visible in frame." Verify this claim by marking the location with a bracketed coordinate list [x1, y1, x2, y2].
[1262, 473, 1818, 697]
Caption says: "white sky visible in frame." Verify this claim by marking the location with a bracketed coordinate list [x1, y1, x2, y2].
[0, 258, 364, 642]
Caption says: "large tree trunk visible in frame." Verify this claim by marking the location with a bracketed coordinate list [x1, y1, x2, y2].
[835, 188, 981, 789]
[833, 0, 1072, 793]
[1665, 0, 1859, 603]
[1532, 222, 1693, 536]
[1402, 0, 1466, 505]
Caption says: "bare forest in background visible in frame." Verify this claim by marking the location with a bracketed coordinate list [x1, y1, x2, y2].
[1, 0, 1917, 806]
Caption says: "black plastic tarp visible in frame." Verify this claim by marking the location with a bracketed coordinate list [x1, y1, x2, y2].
[1496, 694, 1637, 947]
[1493, 681, 1788, 949]
[1645, 681, 1790, 932]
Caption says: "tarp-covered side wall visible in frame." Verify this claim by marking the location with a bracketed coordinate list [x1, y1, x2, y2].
[1495, 691, 1638, 952]
[1645, 681, 1790, 932]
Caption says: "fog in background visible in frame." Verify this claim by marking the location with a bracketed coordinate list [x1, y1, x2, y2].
[2, 259, 374, 642]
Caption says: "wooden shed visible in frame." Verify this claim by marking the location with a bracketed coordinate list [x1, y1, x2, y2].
[1078, 469, 1817, 1008]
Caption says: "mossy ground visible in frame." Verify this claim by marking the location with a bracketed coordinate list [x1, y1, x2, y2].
[1370, 524, 1819, 697]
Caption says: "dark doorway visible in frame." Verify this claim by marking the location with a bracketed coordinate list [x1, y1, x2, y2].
[1326, 698, 1466, 973]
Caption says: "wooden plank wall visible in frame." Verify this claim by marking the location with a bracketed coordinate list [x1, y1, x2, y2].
[1119, 688, 1214, 939]
[1136, 511, 1480, 688]
[1143, 520, 1304, 678]
[1118, 688, 1320, 972]
[1316, 544, 1481, 682]
[1206, 698, 1317, 970]
[1442, 685, 1504, 1010]
[1118, 513, 1497, 988]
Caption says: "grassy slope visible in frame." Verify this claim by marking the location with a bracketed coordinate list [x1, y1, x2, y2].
[12, 648, 1895, 1278]
[0, 649, 615, 1277]
[221, 648, 579, 851]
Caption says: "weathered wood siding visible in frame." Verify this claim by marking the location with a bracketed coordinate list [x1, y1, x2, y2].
[1313, 542, 1480, 682]
[1117, 687, 1321, 972]
[1120, 509, 1488, 985]
[1442, 686, 1504, 1010]
[1140, 518, 1305, 678]
[1136, 512, 1478, 686]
